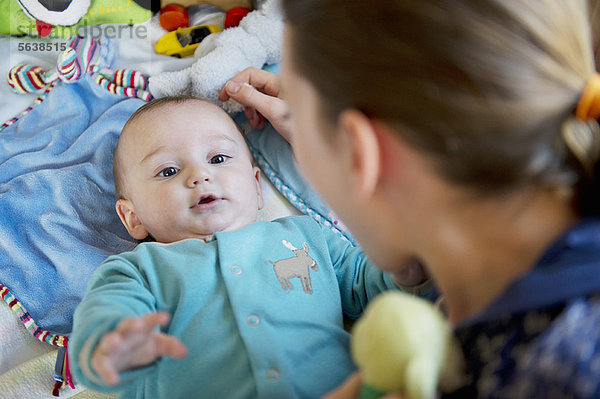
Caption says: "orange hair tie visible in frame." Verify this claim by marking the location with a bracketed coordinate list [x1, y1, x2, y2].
[576, 73, 600, 120]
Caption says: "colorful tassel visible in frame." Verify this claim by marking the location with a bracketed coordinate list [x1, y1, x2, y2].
[1, 81, 56, 132]
[56, 36, 101, 83]
[52, 381, 62, 397]
[51, 346, 75, 397]
[94, 73, 153, 102]
[90, 65, 149, 90]
[4, 35, 154, 130]
[0, 283, 68, 346]
[56, 47, 81, 82]
[7, 65, 47, 93]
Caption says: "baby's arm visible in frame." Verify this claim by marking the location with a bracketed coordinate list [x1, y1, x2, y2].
[91, 312, 187, 386]
[388, 260, 434, 298]
[321, 224, 433, 317]
[70, 254, 186, 391]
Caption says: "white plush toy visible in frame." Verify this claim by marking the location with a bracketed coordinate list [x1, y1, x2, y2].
[148, 0, 283, 113]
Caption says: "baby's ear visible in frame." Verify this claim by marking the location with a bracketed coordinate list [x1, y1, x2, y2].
[116, 199, 149, 240]
[253, 166, 264, 210]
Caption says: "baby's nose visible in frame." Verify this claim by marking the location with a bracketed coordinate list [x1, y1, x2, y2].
[186, 167, 211, 187]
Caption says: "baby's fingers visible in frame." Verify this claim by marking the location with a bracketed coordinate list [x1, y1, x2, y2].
[93, 350, 121, 386]
[92, 312, 176, 385]
[92, 332, 127, 385]
[153, 333, 188, 360]
[116, 311, 172, 335]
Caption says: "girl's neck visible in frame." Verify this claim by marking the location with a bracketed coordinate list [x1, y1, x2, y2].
[426, 188, 578, 325]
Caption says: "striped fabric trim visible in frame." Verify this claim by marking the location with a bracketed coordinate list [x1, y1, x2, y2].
[58, 50, 80, 81]
[9, 65, 46, 93]
[0, 81, 57, 132]
[2, 67, 152, 133]
[69, 35, 100, 73]
[56, 36, 101, 83]
[249, 144, 353, 243]
[93, 74, 153, 102]
[0, 283, 68, 347]
[27, 67, 46, 90]
[90, 65, 149, 90]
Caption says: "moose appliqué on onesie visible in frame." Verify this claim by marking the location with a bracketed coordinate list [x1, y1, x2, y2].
[269, 240, 319, 294]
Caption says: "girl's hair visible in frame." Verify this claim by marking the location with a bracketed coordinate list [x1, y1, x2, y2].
[282, 0, 600, 214]
[591, 0, 600, 67]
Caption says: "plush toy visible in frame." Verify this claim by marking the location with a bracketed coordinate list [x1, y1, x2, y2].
[160, 0, 251, 11]
[0, 0, 152, 37]
[160, 0, 252, 10]
[5, 34, 152, 133]
[148, 0, 283, 113]
[351, 292, 467, 399]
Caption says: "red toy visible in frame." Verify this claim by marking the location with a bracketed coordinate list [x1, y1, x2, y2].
[159, 4, 190, 31]
[224, 7, 251, 28]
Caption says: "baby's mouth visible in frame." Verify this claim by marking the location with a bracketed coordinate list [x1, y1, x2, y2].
[192, 194, 222, 209]
[199, 195, 216, 205]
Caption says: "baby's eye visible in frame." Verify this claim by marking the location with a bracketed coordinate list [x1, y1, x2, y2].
[210, 154, 229, 164]
[157, 167, 179, 178]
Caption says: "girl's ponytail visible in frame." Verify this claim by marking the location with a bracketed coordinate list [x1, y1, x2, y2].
[566, 73, 600, 215]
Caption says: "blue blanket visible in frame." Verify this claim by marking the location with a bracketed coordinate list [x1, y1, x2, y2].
[0, 74, 141, 335]
[0, 57, 354, 337]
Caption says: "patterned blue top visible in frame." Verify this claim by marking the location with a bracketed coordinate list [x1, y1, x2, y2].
[445, 218, 600, 398]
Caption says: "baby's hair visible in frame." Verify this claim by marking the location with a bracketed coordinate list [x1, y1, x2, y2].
[121, 95, 203, 133]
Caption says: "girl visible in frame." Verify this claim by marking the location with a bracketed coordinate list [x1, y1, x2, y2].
[221, 0, 600, 397]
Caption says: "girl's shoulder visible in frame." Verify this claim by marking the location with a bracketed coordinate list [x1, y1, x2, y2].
[453, 295, 600, 398]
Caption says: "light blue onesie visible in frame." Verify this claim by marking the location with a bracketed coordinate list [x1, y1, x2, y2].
[70, 215, 399, 399]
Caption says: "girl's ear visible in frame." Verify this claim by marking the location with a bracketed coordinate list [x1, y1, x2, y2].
[115, 199, 149, 240]
[338, 109, 381, 201]
[253, 166, 264, 210]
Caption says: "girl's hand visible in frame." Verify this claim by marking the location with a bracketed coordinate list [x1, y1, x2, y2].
[322, 372, 405, 399]
[322, 373, 363, 399]
[90, 312, 187, 386]
[219, 67, 293, 143]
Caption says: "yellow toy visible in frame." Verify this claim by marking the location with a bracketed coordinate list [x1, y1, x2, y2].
[155, 24, 223, 58]
[351, 292, 466, 399]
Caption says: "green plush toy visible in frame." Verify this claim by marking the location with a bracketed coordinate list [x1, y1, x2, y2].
[0, 0, 152, 37]
[351, 292, 467, 399]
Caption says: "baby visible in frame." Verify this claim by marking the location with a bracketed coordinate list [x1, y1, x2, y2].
[69, 97, 419, 399]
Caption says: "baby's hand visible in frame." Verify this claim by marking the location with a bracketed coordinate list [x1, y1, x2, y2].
[391, 259, 428, 287]
[91, 312, 188, 385]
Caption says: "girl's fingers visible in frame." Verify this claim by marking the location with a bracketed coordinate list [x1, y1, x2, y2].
[321, 372, 363, 399]
[218, 67, 281, 101]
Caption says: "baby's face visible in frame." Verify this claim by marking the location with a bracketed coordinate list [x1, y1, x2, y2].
[118, 101, 263, 243]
